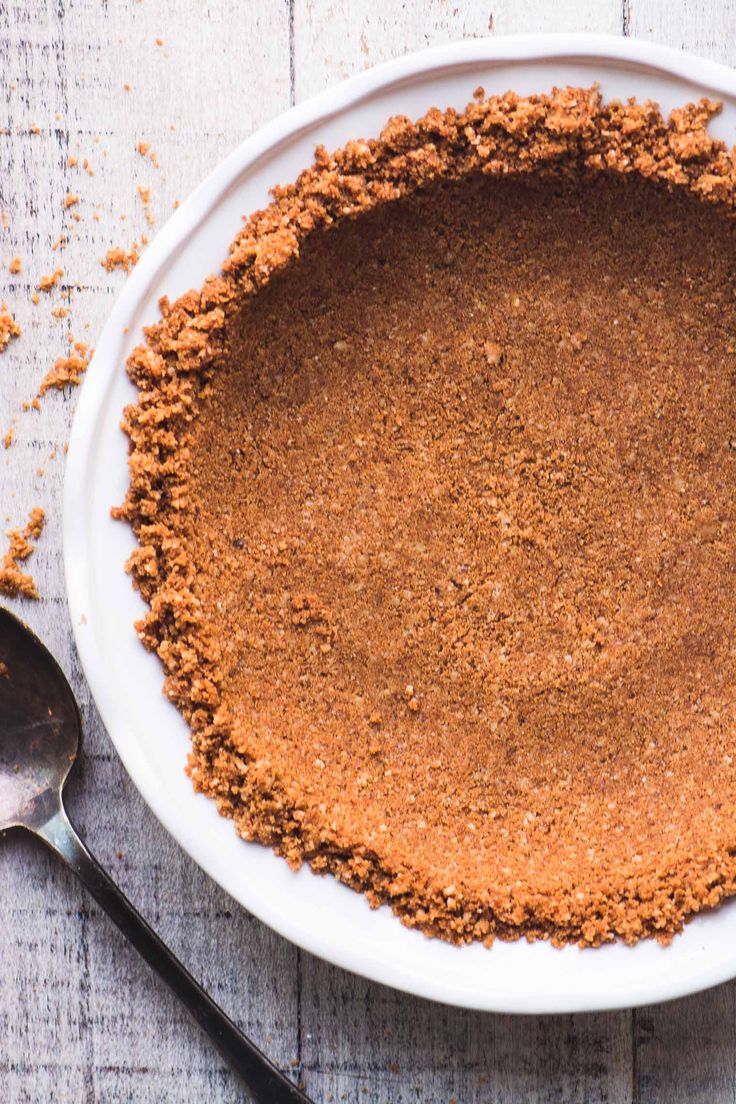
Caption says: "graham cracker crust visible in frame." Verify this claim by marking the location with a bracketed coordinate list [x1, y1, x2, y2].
[115, 86, 736, 947]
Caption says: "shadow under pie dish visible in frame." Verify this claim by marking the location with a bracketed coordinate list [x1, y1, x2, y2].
[114, 84, 736, 950]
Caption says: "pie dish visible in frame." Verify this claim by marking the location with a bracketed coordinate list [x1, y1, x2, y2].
[65, 35, 736, 1012]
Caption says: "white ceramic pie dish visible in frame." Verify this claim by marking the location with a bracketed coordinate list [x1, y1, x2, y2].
[64, 33, 736, 1014]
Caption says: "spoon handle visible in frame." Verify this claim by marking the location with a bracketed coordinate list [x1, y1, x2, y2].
[37, 805, 312, 1104]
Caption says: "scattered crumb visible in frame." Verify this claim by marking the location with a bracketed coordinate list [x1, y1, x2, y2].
[82, 158, 94, 176]
[3, 421, 16, 449]
[137, 185, 155, 227]
[51, 305, 68, 319]
[68, 155, 77, 168]
[38, 341, 90, 396]
[0, 305, 21, 351]
[35, 467, 43, 477]
[155, 36, 163, 46]
[0, 659, 7, 677]
[0, 507, 45, 600]
[37, 269, 63, 293]
[30, 123, 41, 135]
[101, 243, 140, 273]
[64, 193, 79, 208]
[123, 83, 132, 92]
[136, 141, 159, 168]
[9, 255, 21, 274]
[51, 235, 66, 252]
[173, 199, 180, 209]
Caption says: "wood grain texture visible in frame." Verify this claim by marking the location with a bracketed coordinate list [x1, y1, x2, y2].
[0, 1, 734, 1101]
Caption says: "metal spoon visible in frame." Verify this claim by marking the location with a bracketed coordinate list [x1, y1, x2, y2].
[0, 605, 312, 1104]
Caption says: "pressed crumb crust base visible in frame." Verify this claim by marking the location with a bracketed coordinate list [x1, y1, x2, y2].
[116, 87, 736, 947]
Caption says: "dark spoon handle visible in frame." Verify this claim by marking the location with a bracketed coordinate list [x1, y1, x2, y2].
[37, 805, 312, 1104]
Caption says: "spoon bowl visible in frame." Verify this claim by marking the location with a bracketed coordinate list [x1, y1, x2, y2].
[0, 608, 79, 832]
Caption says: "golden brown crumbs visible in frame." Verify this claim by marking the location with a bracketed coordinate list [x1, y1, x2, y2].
[137, 185, 155, 226]
[3, 422, 15, 449]
[0, 305, 21, 351]
[30, 293, 39, 305]
[0, 507, 45, 600]
[30, 123, 40, 135]
[82, 158, 94, 176]
[8, 255, 21, 274]
[0, 660, 7, 677]
[35, 467, 43, 477]
[124, 83, 132, 92]
[37, 269, 63, 293]
[51, 305, 68, 319]
[70, 211, 82, 223]
[136, 142, 159, 168]
[116, 86, 736, 949]
[68, 155, 78, 168]
[101, 244, 140, 273]
[38, 342, 90, 396]
[155, 36, 163, 46]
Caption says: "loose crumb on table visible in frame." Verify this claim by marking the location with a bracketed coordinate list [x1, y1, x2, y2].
[0, 304, 20, 351]
[0, 507, 46, 600]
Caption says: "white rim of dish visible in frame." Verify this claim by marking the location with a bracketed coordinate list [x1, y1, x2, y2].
[65, 33, 736, 1013]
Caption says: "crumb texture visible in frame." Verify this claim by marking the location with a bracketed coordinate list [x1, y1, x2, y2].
[116, 87, 736, 947]
[38, 341, 91, 396]
[0, 304, 21, 351]
[0, 508, 46, 600]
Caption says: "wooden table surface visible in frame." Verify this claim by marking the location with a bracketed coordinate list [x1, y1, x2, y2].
[1, 2, 733, 1101]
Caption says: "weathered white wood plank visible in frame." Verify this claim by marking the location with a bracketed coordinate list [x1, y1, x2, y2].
[627, 0, 736, 64]
[292, 0, 622, 104]
[1, 2, 296, 1102]
[4, 1, 736, 1102]
[491, 0, 621, 35]
[299, 961, 633, 1104]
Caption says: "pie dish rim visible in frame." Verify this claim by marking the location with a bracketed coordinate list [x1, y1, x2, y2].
[65, 32, 736, 1012]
